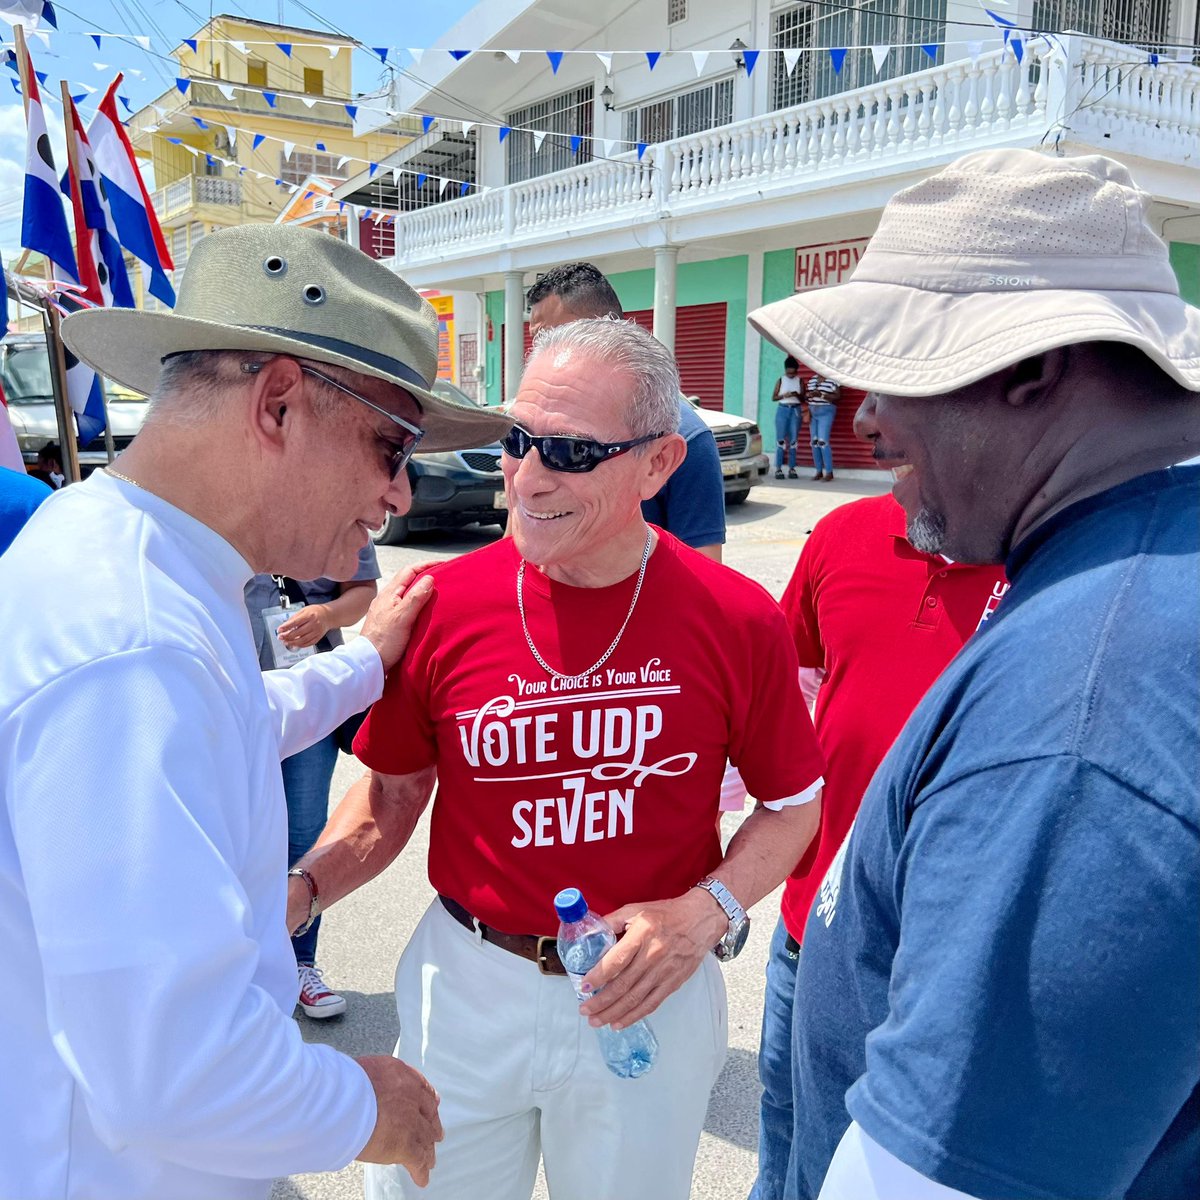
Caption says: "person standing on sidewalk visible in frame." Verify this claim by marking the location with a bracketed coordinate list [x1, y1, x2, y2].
[244, 545, 381, 1020]
[771, 356, 804, 479]
[804, 373, 841, 481]
[747, 494, 1007, 1200]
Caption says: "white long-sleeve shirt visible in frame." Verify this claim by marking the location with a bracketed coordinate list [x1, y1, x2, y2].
[0, 472, 382, 1199]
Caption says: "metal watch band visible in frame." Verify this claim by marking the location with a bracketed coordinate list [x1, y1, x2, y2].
[695, 876, 746, 926]
[288, 867, 320, 936]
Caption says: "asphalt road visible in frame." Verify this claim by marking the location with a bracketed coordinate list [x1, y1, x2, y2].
[272, 473, 890, 1200]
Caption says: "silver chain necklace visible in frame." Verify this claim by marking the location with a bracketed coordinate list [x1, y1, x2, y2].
[517, 527, 654, 682]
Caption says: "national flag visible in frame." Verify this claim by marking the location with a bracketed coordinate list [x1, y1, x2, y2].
[18, 39, 78, 285]
[87, 74, 175, 306]
[62, 94, 134, 308]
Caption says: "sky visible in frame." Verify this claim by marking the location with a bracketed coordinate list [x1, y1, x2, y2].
[0, 0, 479, 265]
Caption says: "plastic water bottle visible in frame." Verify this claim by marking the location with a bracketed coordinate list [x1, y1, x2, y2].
[554, 887, 658, 1079]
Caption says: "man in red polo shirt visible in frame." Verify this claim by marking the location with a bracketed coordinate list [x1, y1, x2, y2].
[748, 493, 1007, 1200]
[290, 317, 825, 1200]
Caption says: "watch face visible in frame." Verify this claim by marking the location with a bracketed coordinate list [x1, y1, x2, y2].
[715, 917, 751, 961]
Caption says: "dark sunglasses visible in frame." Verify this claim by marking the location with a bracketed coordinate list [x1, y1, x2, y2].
[501, 426, 666, 473]
[241, 361, 425, 481]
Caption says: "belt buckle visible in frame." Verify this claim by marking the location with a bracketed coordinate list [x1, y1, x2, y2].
[535, 935, 558, 975]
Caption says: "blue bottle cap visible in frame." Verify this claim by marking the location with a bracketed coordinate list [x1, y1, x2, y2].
[554, 887, 588, 923]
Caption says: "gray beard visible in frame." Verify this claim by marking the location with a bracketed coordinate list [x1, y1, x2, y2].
[907, 507, 947, 555]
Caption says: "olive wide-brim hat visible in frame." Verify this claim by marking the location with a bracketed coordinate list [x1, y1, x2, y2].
[61, 223, 510, 453]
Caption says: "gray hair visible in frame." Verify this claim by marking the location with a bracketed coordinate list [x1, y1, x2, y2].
[525, 317, 680, 439]
[149, 350, 350, 428]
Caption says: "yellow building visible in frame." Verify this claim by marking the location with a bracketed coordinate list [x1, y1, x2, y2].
[125, 14, 414, 307]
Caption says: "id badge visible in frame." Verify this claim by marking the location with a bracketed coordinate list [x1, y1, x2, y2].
[262, 604, 317, 670]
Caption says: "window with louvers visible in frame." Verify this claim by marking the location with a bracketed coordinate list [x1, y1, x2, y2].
[668, 0, 687, 23]
[505, 86, 594, 184]
[1031, 0, 1176, 51]
[770, 0, 948, 111]
[623, 78, 734, 145]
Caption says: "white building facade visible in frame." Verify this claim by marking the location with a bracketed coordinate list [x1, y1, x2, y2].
[337, 0, 1200, 470]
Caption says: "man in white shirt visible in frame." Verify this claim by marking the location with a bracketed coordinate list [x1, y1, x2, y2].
[0, 224, 510, 1200]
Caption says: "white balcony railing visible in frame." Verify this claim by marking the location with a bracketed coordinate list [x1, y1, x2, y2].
[385, 35, 1198, 269]
[151, 174, 244, 221]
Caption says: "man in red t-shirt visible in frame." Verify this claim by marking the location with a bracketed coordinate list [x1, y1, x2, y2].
[748, 493, 1007, 1200]
[289, 318, 824, 1200]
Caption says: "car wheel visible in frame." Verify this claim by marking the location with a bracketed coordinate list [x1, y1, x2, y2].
[725, 488, 751, 506]
[371, 512, 409, 546]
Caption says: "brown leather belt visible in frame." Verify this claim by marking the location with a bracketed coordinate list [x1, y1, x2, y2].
[439, 894, 567, 976]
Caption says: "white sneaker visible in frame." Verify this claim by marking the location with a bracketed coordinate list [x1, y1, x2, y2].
[297, 963, 347, 1019]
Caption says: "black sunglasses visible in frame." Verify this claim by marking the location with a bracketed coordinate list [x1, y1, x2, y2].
[501, 426, 666, 473]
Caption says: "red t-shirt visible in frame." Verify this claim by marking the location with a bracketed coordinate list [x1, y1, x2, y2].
[355, 530, 825, 936]
[779, 495, 1008, 942]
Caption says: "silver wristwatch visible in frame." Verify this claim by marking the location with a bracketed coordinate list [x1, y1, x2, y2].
[694, 876, 751, 961]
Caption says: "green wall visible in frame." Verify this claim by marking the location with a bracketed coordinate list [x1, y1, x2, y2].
[485, 255, 749, 410]
[1170, 242, 1200, 306]
[756, 248, 804, 435]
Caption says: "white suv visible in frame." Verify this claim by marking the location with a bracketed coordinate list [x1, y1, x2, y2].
[688, 398, 770, 505]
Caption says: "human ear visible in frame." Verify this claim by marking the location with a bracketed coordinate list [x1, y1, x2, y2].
[640, 432, 687, 498]
[248, 358, 306, 455]
[1003, 347, 1069, 408]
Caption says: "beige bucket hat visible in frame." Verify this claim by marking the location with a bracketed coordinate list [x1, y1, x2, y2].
[61, 222, 511, 453]
[749, 149, 1200, 397]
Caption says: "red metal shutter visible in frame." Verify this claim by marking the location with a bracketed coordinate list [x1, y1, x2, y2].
[627, 303, 727, 410]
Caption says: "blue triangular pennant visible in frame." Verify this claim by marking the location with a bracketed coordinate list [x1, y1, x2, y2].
[570, 134, 581, 153]
[1149, 51, 1160, 66]
[338, 201, 345, 212]
[34, 70, 47, 84]
[920, 44, 938, 61]
[205, 154, 216, 166]
[345, 103, 358, 119]
[90, 33, 101, 50]
[252, 133, 265, 150]
[743, 49, 760, 75]
[373, 47, 389, 64]
[262, 91, 277, 107]
[829, 48, 848, 74]
[316, 141, 326, 151]
[547, 51, 564, 74]
[499, 126, 512, 143]
[422, 115, 434, 133]
[41, 2, 57, 29]
[175, 77, 190, 95]
[303, 190, 313, 199]
[70, 91, 85, 102]
[184, 39, 197, 53]
[460, 181, 469, 196]
[118, 95, 133, 113]
[449, 50, 470, 61]
[984, 8, 1017, 26]
[368, 162, 378, 177]
[277, 43, 292, 57]
[192, 117, 208, 129]
[1011, 38, 1024, 63]
[4, 50, 17, 72]
[646, 51, 661, 70]
[417, 173, 427, 188]
[9, 77, 18, 93]
[637, 141, 648, 159]
[166, 137, 183, 144]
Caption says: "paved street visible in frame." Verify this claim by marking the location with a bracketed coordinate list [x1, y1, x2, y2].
[273, 473, 889, 1200]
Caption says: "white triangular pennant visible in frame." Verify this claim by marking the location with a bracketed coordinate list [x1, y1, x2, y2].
[231, 40, 247, 53]
[77, 82, 98, 94]
[92, 62, 109, 71]
[392, 167, 403, 184]
[533, 130, 547, 152]
[182, 144, 199, 156]
[504, 50, 521, 64]
[783, 48, 802, 75]
[440, 176, 451, 196]
[595, 52, 612, 73]
[460, 120, 473, 137]
[966, 40, 983, 63]
[691, 50, 710, 77]
[602, 138, 616, 157]
[144, 124, 158, 134]
[217, 83, 235, 100]
[870, 44, 890, 73]
[407, 47, 424, 64]
[282, 141, 295, 159]
[134, 36, 150, 48]
[338, 155, 352, 170]
[301, 96, 318, 108]
[327, 45, 339, 59]
[127, 68, 144, 78]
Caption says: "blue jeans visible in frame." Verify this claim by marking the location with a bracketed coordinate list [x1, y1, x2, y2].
[808, 403, 836, 474]
[282, 732, 339, 964]
[774, 405, 800, 469]
[749, 916, 800, 1200]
